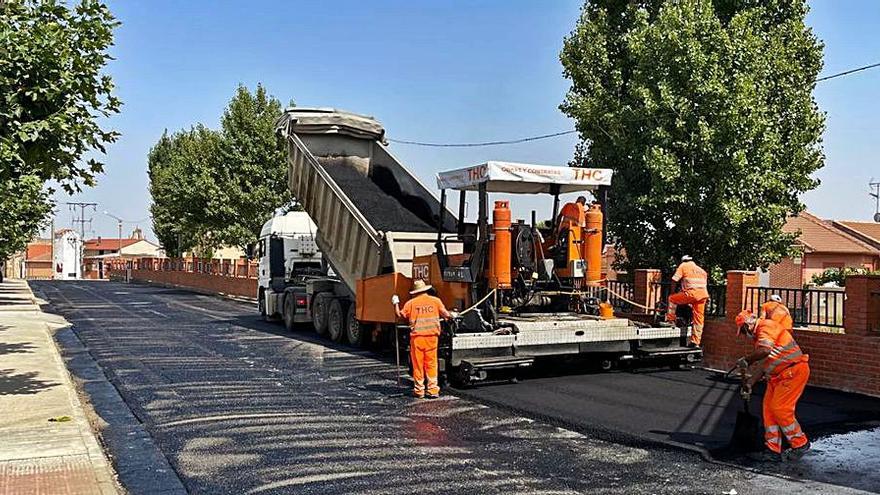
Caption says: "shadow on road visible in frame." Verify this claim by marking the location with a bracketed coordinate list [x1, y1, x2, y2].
[0, 369, 58, 395]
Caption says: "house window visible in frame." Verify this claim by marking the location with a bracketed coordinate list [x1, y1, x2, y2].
[822, 262, 844, 269]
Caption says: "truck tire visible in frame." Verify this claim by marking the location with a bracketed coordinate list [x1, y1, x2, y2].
[282, 293, 297, 331]
[345, 304, 365, 347]
[259, 290, 276, 322]
[312, 293, 331, 336]
[327, 298, 347, 343]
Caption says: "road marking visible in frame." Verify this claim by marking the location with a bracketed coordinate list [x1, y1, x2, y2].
[146, 309, 168, 318]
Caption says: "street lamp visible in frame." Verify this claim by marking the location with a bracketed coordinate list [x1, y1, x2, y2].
[103, 211, 124, 255]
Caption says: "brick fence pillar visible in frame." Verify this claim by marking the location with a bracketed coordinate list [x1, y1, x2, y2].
[844, 274, 880, 336]
[633, 269, 661, 312]
[725, 270, 759, 323]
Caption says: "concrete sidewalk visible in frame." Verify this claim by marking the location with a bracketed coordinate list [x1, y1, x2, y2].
[0, 279, 118, 494]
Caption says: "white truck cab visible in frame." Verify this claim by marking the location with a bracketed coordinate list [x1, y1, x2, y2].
[257, 211, 324, 328]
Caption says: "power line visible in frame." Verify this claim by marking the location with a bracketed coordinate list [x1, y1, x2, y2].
[387, 130, 577, 148]
[816, 61, 880, 82]
[389, 60, 880, 148]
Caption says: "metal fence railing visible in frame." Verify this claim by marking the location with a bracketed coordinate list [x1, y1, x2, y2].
[606, 280, 634, 312]
[650, 281, 727, 317]
[581, 280, 635, 313]
[744, 286, 845, 328]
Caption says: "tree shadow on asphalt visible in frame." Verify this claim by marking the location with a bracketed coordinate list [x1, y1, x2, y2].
[0, 369, 59, 395]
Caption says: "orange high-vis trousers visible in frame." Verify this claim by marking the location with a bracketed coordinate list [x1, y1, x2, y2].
[668, 290, 708, 345]
[763, 361, 810, 453]
[410, 335, 440, 397]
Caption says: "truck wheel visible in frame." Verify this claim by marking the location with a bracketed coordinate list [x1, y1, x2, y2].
[327, 298, 347, 343]
[259, 290, 275, 322]
[345, 304, 365, 347]
[283, 293, 297, 331]
[312, 293, 331, 336]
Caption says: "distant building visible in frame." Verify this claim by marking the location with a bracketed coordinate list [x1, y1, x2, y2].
[82, 230, 163, 279]
[768, 211, 880, 288]
[54, 229, 83, 280]
[19, 239, 53, 279]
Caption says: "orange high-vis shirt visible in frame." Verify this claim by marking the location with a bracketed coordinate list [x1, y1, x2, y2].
[672, 261, 708, 290]
[761, 301, 793, 331]
[558, 202, 586, 228]
[401, 293, 449, 337]
[755, 319, 808, 376]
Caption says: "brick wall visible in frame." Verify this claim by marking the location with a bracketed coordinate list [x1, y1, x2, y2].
[701, 272, 880, 397]
[768, 256, 802, 288]
[129, 269, 257, 299]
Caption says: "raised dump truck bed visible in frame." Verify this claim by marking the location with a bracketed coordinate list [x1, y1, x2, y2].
[276, 108, 456, 294]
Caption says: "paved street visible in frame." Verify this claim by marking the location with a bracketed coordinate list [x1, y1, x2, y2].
[33, 280, 878, 494]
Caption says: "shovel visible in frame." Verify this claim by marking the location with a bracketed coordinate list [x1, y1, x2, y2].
[729, 366, 761, 452]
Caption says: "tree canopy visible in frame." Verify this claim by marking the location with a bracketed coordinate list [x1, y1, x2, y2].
[560, 0, 825, 277]
[148, 84, 293, 256]
[0, 0, 120, 258]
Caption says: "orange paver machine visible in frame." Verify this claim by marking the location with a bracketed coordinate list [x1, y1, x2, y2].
[278, 108, 701, 385]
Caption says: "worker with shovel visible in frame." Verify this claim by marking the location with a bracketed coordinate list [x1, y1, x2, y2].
[666, 255, 710, 347]
[393, 280, 452, 399]
[761, 294, 793, 332]
[735, 310, 811, 462]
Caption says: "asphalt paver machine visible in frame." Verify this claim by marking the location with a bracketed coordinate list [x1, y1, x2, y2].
[278, 108, 701, 385]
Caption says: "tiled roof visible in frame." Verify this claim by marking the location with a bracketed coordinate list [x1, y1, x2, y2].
[783, 211, 878, 255]
[834, 221, 880, 250]
[84, 238, 141, 251]
[26, 243, 52, 261]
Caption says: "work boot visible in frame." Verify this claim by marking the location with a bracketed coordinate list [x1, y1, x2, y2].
[746, 449, 781, 463]
[413, 392, 425, 399]
[426, 393, 440, 399]
[782, 442, 811, 462]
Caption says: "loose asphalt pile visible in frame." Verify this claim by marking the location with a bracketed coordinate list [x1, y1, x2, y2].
[324, 163, 435, 233]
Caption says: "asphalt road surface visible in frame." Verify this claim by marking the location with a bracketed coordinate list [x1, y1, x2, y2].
[33, 280, 879, 494]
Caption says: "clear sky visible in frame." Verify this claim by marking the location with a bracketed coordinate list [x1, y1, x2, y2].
[54, 0, 880, 241]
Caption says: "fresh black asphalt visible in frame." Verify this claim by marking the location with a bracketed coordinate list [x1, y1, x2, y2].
[454, 358, 880, 455]
[33, 280, 879, 494]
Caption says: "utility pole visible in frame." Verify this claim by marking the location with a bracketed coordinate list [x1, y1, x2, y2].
[870, 180, 880, 223]
[66, 202, 97, 242]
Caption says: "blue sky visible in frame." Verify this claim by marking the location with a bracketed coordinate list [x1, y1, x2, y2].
[55, 0, 880, 241]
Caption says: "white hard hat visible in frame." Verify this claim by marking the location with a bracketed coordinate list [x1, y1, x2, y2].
[770, 294, 782, 302]
[681, 255, 693, 262]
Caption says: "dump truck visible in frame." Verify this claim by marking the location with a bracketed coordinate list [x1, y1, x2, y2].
[276, 108, 701, 384]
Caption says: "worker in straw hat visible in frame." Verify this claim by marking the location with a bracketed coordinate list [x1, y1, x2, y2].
[392, 279, 452, 399]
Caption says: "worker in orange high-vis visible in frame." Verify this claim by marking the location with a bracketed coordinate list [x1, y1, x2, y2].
[393, 280, 452, 399]
[666, 255, 710, 347]
[556, 196, 587, 233]
[761, 294, 793, 333]
[735, 310, 811, 462]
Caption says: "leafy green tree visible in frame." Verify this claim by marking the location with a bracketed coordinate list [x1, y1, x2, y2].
[149, 84, 293, 255]
[1, 0, 120, 258]
[0, 175, 52, 260]
[1, 0, 120, 191]
[208, 84, 293, 250]
[561, 0, 824, 278]
[148, 126, 222, 257]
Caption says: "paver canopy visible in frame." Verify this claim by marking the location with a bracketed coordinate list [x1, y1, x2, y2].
[436, 161, 612, 194]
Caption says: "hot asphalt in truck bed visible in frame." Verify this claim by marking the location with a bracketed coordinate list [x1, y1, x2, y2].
[33, 280, 880, 494]
[324, 163, 436, 233]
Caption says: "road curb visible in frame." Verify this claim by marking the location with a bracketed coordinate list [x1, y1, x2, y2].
[52, 322, 188, 494]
